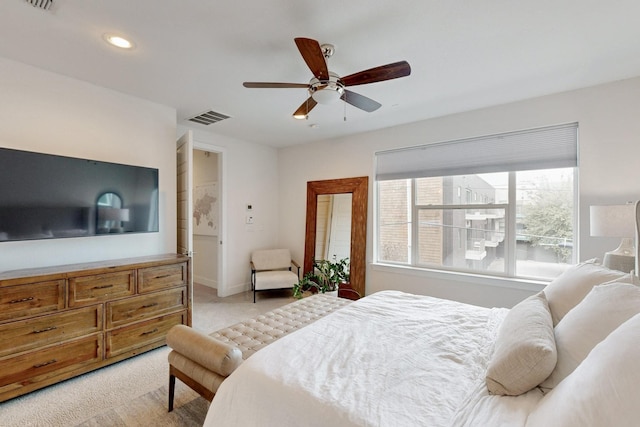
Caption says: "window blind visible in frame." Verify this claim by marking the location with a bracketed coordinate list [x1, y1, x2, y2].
[375, 123, 578, 181]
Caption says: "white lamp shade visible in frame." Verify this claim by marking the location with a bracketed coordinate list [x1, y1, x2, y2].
[590, 204, 635, 237]
[119, 208, 130, 222]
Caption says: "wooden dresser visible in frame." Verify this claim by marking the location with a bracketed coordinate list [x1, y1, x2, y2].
[0, 254, 191, 402]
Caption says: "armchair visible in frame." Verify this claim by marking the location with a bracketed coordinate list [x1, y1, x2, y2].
[250, 249, 300, 303]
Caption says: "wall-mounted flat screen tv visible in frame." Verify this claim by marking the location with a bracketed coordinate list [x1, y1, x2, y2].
[0, 147, 159, 242]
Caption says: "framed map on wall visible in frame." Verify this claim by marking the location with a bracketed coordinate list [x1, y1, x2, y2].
[193, 182, 218, 236]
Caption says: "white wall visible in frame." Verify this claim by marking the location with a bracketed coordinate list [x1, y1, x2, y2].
[278, 76, 640, 308]
[177, 125, 280, 297]
[0, 58, 177, 272]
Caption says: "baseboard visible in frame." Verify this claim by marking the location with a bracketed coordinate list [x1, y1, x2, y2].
[194, 274, 217, 289]
[218, 282, 250, 297]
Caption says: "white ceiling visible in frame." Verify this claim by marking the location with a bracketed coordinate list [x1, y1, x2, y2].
[1, 1, 640, 147]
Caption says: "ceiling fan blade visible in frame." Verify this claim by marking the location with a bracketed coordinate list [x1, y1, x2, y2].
[340, 90, 382, 112]
[243, 82, 309, 89]
[341, 61, 411, 87]
[292, 97, 318, 118]
[294, 37, 329, 80]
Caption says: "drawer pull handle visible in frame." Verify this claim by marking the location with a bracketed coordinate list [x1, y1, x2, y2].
[9, 296, 34, 304]
[141, 328, 159, 336]
[156, 274, 171, 279]
[33, 326, 58, 334]
[33, 359, 57, 369]
[93, 284, 114, 290]
[141, 302, 159, 309]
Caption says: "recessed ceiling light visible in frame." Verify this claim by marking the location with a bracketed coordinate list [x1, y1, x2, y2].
[103, 34, 135, 49]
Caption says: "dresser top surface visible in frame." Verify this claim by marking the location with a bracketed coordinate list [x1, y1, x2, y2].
[0, 254, 189, 284]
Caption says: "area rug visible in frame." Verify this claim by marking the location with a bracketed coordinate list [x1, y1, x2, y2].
[0, 346, 204, 426]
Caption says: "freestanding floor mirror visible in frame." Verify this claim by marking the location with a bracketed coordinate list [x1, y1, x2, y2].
[304, 176, 368, 299]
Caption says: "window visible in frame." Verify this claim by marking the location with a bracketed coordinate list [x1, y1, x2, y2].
[375, 124, 578, 281]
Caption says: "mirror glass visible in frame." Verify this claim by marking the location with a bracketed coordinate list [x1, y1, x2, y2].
[315, 194, 352, 261]
[97, 192, 129, 234]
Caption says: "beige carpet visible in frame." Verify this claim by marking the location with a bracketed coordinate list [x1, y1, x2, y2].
[0, 286, 294, 427]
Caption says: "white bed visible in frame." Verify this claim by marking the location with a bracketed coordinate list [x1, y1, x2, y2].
[204, 263, 640, 427]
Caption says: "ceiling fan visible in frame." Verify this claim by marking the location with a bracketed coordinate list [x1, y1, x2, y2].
[243, 37, 411, 119]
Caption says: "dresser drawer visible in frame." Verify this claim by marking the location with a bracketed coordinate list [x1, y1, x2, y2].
[138, 262, 187, 293]
[0, 305, 102, 358]
[0, 280, 65, 322]
[106, 311, 186, 358]
[0, 334, 102, 394]
[68, 270, 135, 307]
[106, 287, 187, 329]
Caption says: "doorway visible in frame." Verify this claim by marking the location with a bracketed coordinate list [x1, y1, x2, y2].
[177, 130, 226, 303]
[192, 149, 220, 290]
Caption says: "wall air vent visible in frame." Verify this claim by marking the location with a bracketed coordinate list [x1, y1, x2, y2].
[25, 0, 53, 10]
[188, 110, 231, 126]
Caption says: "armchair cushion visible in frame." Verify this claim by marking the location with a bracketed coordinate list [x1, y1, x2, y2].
[254, 270, 299, 291]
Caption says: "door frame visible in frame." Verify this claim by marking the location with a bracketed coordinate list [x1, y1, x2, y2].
[176, 131, 193, 258]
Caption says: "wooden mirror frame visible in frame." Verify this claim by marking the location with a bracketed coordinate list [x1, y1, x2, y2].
[304, 176, 368, 298]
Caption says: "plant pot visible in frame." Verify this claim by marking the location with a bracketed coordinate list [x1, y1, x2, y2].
[324, 289, 338, 297]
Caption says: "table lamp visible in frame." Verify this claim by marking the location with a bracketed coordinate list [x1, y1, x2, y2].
[98, 207, 130, 233]
[590, 203, 636, 272]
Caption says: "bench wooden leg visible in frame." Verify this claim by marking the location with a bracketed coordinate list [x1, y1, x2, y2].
[169, 364, 215, 411]
[168, 372, 176, 412]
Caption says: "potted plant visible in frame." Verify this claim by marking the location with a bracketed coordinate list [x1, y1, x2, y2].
[293, 256, 350, 298]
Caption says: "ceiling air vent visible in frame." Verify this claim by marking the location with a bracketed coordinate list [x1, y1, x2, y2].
[188, 110, 230, 126]
[25, 0, 53, 10]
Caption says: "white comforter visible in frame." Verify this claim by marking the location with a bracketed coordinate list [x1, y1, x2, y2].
[204, 291, 539, 427]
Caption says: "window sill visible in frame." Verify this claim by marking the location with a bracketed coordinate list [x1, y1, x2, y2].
[370, 262, 549, 293]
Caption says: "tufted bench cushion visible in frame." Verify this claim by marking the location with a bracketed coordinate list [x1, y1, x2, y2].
[167, 293, 351, 410]
[210, 293, 352, 359]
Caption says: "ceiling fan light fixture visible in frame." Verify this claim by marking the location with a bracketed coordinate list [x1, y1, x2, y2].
[311, 87, 342, 104]
[293, 113, 307, 120]
[309, 72, 344, 105]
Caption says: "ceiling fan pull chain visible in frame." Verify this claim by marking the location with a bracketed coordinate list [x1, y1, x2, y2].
[344, 94, 347, 121]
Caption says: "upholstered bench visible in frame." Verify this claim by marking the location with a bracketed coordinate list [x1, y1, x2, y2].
[166, 294, 352, 411]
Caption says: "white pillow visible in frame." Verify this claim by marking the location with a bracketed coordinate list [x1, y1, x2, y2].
[526, 313, 640, 427]
[486, 292, 556, 396]
[539, 282, 640, 393]
[543, 260, 628, 325]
